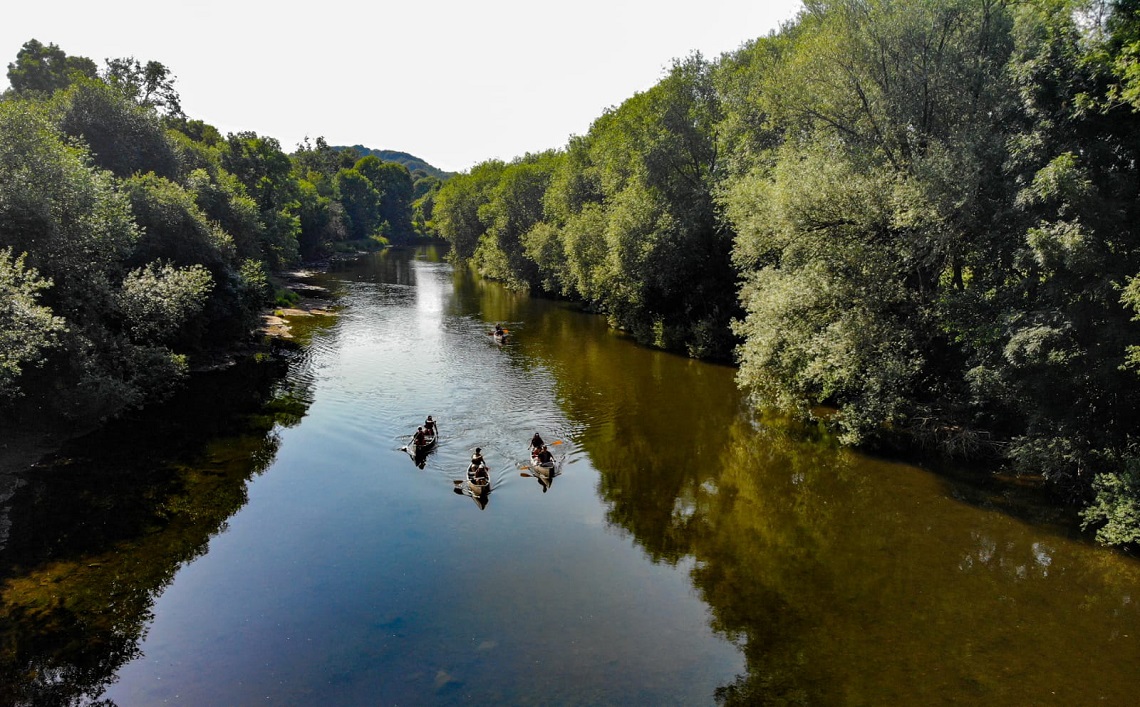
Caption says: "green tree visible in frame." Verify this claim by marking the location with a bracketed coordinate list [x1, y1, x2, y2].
[102, 56, 183, 116]
[221, 132, 301, 266]
[295, 178, 348, 259]
[55, 77, 182, 179]
[411, 176, 442, 235]
[0, 99, 138, 309]
[0, 248, 67, 399]
[722, 0, 1019, 444]
[433, 160, 505, 259]
[5, 39, 96, 95]
[116, 261, 214, 343]
[474, 151, 559, 286]
[185, 168, 265, 261]
[335, 168, 380, 240]
[356, 156, 415, 241]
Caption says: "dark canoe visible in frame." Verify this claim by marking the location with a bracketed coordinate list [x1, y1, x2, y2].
[411, 431, 437, 458]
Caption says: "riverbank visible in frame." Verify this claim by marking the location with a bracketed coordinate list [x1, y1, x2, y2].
[0, 263, 344, 479]
[258, 268, 337, 343]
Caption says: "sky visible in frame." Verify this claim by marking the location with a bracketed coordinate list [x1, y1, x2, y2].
[3, 0, 802, 174]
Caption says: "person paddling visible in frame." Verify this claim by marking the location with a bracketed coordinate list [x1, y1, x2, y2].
[535, 444, 554, 465]
[412, 426, 426, 449]
[469, 447, 489, 487]
[470, 447, 486, 471]
[424, 415, 438, 438]
[530, 432, 544, 452]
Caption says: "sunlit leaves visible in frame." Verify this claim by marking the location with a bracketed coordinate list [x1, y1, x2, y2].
[0, 248, 66, 398]
[117, 261, 214, 343]
[1083, 458, 1140, 545]
[433, 160, 505, 259]
[0, 99, 139, 305]
[55, 77, 182, 179]
[122, 173, 235, 271]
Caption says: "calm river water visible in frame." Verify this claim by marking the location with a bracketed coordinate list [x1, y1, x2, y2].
[3, 247, 1140, 705]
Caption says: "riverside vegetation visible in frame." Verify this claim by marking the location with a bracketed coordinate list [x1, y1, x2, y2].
[0, 39, 443, 437]
[432, 0, 1140, 546]
[6, 0, 1140, 545]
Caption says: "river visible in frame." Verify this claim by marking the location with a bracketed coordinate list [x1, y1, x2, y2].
[2, 246, 1139, 705]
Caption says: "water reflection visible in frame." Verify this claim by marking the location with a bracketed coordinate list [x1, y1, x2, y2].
[489, 278, 1140, 705]
[0, 346, 322, 705]
[454, 479, 491, 510]
[7, 248, 1140, 704]
[523, 465, 559, 493]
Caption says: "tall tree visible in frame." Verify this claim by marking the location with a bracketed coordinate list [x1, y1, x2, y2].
[221, 132, 301, 266]
[102, 56, 183, 116]
[5, 39, 96, 95]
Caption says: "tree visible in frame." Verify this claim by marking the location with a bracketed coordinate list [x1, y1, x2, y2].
[0, 99, 138, 309]
[122, 173, 235, 272]
[292, 136, 343, 181]
[102, 56, 183, 116]
[721, 0, 1020, 445]
[335, 168, 380, 240]
[6, 39, 96, 95]
[356, 156, 415, 241]
[295, 178, 348, 259]
[433, 160, 505, 258]
[0, 248, 66, 399]
[55, 77, 182, 179]
[474, 152, 559, 286]
[116, 261, 214, 343]
[221, 132, 301, 266]
[411, 176, 442, 235]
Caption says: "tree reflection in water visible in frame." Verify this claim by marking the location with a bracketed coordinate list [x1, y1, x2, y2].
[0, 353, 317, 706]
[496, 285, 1140, 705]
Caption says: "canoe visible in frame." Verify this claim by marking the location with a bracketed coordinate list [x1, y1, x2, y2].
[411, 431, 437, 457]
[529, 452, 556, 475]
[467, 462, 490, 493]
[467, 476, 491, 496]
[467, 483, 490, 510]
[492, 331, 508, 345]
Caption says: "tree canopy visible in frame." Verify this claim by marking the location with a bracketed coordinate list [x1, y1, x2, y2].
[0, 38, 453, 424]
[431, 0, 1140, 544]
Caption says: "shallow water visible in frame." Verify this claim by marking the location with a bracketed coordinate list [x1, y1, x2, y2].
[3, 247, 1139, 705]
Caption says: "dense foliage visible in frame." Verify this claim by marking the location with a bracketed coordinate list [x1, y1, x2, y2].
[432, 0, 1140, 544]
[0, 40, 440, 424]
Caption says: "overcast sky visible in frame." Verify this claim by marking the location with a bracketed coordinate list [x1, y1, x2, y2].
[3, 0, 802, 173]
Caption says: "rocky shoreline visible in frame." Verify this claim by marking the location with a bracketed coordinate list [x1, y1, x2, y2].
[257, 270, 337, 344]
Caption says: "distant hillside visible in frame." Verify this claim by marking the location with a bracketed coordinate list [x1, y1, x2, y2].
[337, 145, 454, 181]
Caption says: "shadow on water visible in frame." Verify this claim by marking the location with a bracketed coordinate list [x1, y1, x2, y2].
[0, 349, 320, 705]
[6, 247, 1140, 705]
[446, 255, 1140, 705]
